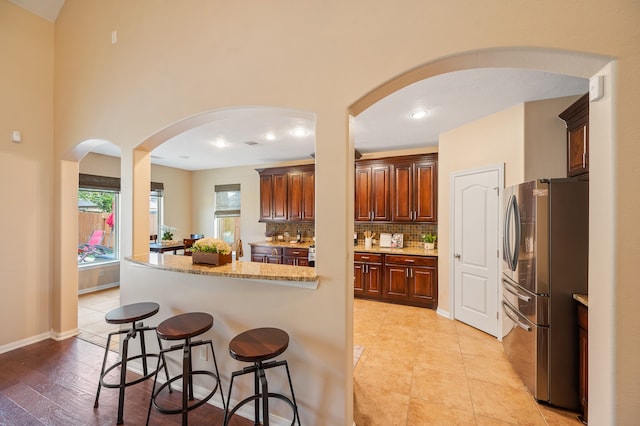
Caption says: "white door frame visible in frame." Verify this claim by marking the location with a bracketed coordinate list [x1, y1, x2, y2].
[449, 163, 504, 337]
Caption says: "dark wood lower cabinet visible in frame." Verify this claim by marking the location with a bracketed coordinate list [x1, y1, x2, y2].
[282, 247, 310, 266]
[250, 246, 282, 264]
[354, 253, 383, 298]
[355, 252, 437, 309]
[578, 303, 588, 423]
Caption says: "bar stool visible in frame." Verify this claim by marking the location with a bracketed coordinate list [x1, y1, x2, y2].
[146, 312, 225, 426]
[223, 327, 301, 426]
[94, 302, 168, 425]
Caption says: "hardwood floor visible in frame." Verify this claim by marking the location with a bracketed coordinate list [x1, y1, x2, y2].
[0, 337, 252, 425]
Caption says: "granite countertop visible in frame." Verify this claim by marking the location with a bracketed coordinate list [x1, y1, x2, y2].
[354, 244, 438, 257]
[573, 293, 588, 307]
[126, 253, 318, 288]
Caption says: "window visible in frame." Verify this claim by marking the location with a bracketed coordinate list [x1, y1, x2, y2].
[78, 174, 120, 266]
[150, 182, 164, 241]
[214, 184, 241, 246]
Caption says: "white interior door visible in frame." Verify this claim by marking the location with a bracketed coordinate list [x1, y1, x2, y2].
[452, 165, 502, 337]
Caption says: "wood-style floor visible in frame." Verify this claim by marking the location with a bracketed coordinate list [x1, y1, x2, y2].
[0, 337, 252, 425]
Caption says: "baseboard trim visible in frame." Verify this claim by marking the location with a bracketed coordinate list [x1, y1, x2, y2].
[51, 328, 80, 341]
[436, 307, 451, 319]
[78, 282, 120, 295]
[0, 331, 52, 354]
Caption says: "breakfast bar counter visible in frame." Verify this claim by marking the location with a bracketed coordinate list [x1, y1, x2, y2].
[127, 253, 318, 288]
[120, 254, 338, 424]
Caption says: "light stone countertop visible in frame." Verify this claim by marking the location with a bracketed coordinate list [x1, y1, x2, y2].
[249, 240, 314, 248]
[126, 253, 318, 289]
[354, 244, 438, 257]
[573, 293, 588, 307]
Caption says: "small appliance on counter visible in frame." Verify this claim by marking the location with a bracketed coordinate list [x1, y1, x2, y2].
[308, 244, 316, 267]
[379, 233, 392, 247]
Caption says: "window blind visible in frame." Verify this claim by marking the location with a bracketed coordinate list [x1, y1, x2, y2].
[214, 184, 241, 217]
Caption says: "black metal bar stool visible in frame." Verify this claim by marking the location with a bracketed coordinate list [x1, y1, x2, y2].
[223, 327, 301, 426]
[94, 302, 169, 425]
[146, 312, 225, 426]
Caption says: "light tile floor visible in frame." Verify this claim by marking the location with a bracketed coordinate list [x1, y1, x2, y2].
[77, 286, 121, 352]
[353, 298, 584, 426]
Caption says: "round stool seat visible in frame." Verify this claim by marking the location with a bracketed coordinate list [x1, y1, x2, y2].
[105, 302, 159, 324]
[156, 312, 213, 340]
[229, 327, 289, 363]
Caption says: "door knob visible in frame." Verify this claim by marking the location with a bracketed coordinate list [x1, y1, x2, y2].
[454, 253, 461, 259]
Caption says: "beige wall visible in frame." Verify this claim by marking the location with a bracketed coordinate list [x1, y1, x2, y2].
[150, 165, 192, 241]
[0, 0, 635, 423]
[79, 152, 120, 177]
[0, 2, 54, 348]
[439, 104, 525, 312]
[524, 96, 581, 180]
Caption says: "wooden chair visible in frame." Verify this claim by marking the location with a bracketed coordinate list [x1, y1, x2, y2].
[150, 234, 158, 243]
[183, 238, 197, 256]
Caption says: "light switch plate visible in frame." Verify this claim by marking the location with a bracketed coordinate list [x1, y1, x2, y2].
[589, 75, 604, 102]
[10, 130, 21, 143]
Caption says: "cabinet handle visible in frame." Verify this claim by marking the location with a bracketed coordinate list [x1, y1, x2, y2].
[404, 259, 415, 263]
[583, 131, 587, 168]
[360, 256, 370, 260]
[410, 268, 413, 278]
[406, 268, 409, 278]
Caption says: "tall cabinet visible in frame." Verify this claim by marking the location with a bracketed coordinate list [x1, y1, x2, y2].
[257, 164, 315, 222]
[559, 93, 589, 179]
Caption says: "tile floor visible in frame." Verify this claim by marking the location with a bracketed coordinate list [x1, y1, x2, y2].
[353, 298, 583, 425]
[77, 286, 121, 352]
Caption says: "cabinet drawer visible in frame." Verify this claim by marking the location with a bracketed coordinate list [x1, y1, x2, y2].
[577, 304, 588, 330]
[283, 247, 308, 257]
[385, 254, 436, 267]
[354, 252, 383, 263]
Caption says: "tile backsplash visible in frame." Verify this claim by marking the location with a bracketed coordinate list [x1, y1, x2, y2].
[265, 222, 437, 248]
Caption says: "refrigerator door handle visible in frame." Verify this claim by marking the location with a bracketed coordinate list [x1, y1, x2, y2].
[504, 195, 514, 269]
[503, 277, 532, 302]
[512, 196, 521, 270]
[503, 301, 532, 332]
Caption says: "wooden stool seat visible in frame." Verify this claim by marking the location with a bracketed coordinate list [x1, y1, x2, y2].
[156, 312, 213, 340]
[147, 312, 225, 426]
[105, 302, 159, 324]
[229, 327, 289, 362]
[224, 327, 300, 426]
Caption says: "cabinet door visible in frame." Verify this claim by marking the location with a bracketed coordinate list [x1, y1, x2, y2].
[568, 124, 589, 177]
[414, 159, 437, 222]
[251, 254, 265, 263]
[365, 263, 383, 297]
[370, 165, 391, 221]
[355, 167, 372, 221]
[354, 263, 365, 295]
[301, 170, 315, 221]
[391, 162, 413, 222]
[259, 175, 274, 221]
[409, 265, 436, 306]
[271, 173, 288, 220]
[384, 265, 409, 299]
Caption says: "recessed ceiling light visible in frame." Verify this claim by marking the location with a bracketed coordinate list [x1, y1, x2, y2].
[291, 127, 308, 137]
[265, 132, 276, 141]
[410, 109, 429, 119]
[214, 139, 227, 148]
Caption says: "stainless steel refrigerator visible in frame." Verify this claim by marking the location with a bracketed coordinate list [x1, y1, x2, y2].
[501, 178, 588, 411]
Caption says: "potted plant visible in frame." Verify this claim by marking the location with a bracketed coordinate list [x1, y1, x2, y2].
[190, 237, 233, 265]
[422, 233, 437, 250]
[161, 225, 176, 242]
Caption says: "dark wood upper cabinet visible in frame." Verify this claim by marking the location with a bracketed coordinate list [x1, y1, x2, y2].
[559, 93, 589, 179]
[258, 164, 314, 222]
[288, 168, 315, 222]
[355, 161, 391, 222]
[390, 154, 437, 223]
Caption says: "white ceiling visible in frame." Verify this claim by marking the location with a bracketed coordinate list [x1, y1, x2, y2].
[14, 3, 588, 171]
[9, 0, 64, 22]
